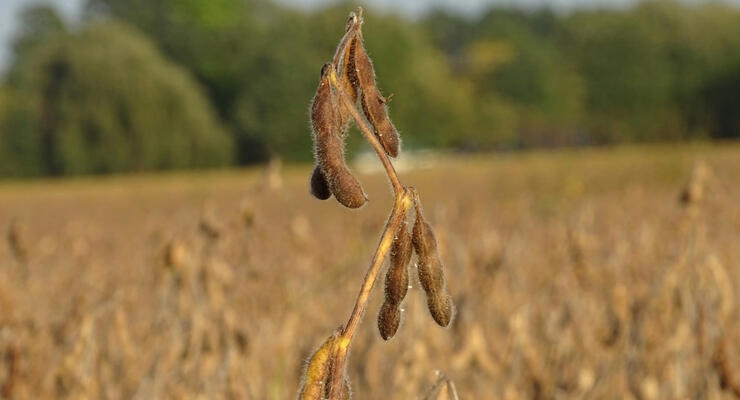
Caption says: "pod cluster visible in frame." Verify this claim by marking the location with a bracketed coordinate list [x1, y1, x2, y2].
[309, 11, 402, 208]
[377, 197, 454, 340]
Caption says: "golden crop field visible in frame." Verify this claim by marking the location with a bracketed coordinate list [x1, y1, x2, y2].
[1, 143, 739, 399]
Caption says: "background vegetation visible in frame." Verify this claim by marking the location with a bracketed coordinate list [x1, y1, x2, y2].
[1, 2, 739, 398]
[1, 0, 740, 177]
[1, 144, 738, 398]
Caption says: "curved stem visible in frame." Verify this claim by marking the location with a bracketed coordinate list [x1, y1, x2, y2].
[328, 68, 403, 195]
[327, 189, 412, 399]
[323, 61, 409, 400]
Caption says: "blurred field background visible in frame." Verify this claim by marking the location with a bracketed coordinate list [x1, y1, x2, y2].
[1, 144, 740, 398]
[1, 0, 740, 398]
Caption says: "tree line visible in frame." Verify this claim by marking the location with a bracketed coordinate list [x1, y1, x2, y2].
[1, 0, 739, 177]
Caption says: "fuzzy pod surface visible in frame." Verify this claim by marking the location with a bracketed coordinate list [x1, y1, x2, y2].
[412, 209, 453, 327]
[378, 301, 401, 340]
[333, 14, 360, 106]
[386, 220, 412, 304]
[311, 63, 367, 209]
[329, 14, 360, 135]
[347, 33, 401, 158]
[377, 219, 412, 339]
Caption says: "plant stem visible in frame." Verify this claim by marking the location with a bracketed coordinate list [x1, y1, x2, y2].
[325, 64, 412, 398]
[327, 188, 412, 399]
[328, 68, 403, 195]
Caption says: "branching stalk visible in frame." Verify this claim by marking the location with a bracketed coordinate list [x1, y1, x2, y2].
[301, 12, 452, 399]
[320, 68, 412, 399]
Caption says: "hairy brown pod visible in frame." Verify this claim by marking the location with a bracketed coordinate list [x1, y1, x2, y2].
[311, 63, 367, 209]
[386, 220, 412, 304]
[309, 165, 331, 200]
[377, 219, 412, 339]
[347, 33, 401, 157]
[412, 206, 453, 327]
[377, 301, 401, 340]
[333, 13, 361, 106]
[326, 11, 361, 140]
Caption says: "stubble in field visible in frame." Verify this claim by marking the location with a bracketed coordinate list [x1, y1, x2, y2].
[0, 144, 739, 399]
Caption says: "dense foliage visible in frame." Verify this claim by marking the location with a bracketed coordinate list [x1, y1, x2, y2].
[2, 0, 740, 176]
[0, 7, 232, 176]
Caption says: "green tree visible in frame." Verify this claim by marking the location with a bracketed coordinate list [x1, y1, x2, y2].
[86, 0, 272, 162]
[88, 1, 473, 160]
[3, 14, 232, 176]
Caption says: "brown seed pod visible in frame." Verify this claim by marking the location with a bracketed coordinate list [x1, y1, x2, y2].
[377, 301, 401, 340]
[311, 63, 367, 209]
[426, 292, 452, 327]
[327, 12, 361, 140]
[347, 33, 401, 158]
[412, 205, 453, 327]
[333, 13, 361, 106]
[385, 219, 412, 305]
[377, 219, 412, 340]
[309, 165, 331, 200]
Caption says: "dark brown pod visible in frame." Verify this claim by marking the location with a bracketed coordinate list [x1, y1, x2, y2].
[412, 208, 453, 327]
[360, 88, 400, 157]
[309, 165, 331, 200]
[329, 13, 361, 136]
[385, 220, 412, 304]
[426, 293, 452, 327]
[311, 63, 368, 209]
[377, 301, 401, 340]
[333, 14, 360, 104]
[377, 219, 412, 340]
[347, 34, 401, 157]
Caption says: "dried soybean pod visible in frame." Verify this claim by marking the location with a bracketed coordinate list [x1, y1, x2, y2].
[377, 219, 412, 340]
[378, 301, 401, 340]
[426, 292, 452, 328]
[332, 13, 361, 105]
[311, 63, 367, 209]
[347, 32, 401, 157]
[360, 90, 399, 157]
[386, 219, 412, 304]
[328, 13, 360, 135]
[298, 331, 337, 400]
[412, 204, 453, 327]
[309, 165, 332, 200]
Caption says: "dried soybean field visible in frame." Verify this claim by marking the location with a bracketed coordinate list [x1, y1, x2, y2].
[1, 144, 739, 399]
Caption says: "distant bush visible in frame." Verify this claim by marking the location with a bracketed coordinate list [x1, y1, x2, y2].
[0, 16, 233, 177]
